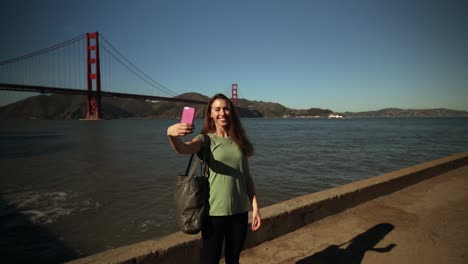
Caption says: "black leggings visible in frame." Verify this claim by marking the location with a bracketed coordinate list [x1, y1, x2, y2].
[202, 212, 248, 264]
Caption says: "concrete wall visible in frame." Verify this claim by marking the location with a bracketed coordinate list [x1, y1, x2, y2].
[67, 151, 468, 264]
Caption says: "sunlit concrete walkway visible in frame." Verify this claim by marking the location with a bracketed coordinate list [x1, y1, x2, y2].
[238, 164, 468, 264]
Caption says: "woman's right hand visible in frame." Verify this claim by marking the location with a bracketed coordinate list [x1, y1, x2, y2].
[167, 123, 195, 137]
[167, 123, 201, 154]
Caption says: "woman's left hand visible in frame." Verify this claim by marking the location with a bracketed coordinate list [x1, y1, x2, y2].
[251, 209, 261, 231]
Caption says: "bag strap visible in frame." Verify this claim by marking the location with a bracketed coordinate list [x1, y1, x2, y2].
[200, 134, 210, 177]
[201, 134, 210, 162]
[184, 154, 195, 176]
[184, 134, 210, 177]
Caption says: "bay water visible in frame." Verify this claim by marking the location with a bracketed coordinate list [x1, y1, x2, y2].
[1, 117, 467, 262]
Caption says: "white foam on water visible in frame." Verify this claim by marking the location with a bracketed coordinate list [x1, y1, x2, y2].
[3, 190, 102, 224]
[140, 219, 161, 232]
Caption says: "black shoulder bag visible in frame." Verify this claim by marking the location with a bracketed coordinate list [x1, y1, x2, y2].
[174, 135, 210, 234]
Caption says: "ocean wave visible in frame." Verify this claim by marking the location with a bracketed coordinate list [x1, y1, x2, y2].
[3, 191, 101, 224]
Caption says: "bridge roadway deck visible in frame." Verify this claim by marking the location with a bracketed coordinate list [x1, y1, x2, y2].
[237, 164, 468, 264]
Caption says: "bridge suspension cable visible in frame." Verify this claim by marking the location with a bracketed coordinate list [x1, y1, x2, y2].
[0, 34, 86, 90]
[99, 34, 177, 97]
[0, 32, 180, 98]
[0, 34, 86, 66]
[0, 31, 208, 115]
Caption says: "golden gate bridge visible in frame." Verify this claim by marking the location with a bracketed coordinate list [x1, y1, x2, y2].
[0, 32, 240, 119]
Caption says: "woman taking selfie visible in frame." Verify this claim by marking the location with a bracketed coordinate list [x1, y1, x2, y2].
[167, 93, 261, 264]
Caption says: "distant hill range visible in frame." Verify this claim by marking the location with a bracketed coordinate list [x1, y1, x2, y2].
[343, 108, 468, 118]
[0, 93, 467, 119]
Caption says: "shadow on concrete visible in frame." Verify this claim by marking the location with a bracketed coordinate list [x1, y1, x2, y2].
[296, 223, 396, 264]
[0, 194, 78, 264]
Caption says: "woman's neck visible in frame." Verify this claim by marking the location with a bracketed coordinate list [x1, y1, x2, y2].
[214, 127, 229, 138]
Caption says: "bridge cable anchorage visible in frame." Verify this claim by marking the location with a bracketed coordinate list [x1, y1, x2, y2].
[99, 33, 178, 97]
[0, 34, 86, 66]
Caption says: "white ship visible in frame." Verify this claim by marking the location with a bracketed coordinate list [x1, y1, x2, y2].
[328, 113, 344, 119]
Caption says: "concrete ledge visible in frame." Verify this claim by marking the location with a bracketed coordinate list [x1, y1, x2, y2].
[67, 232, 202, 264]
[67, 152, 468, 264]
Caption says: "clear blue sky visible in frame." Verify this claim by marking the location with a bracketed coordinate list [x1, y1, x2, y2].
[1, 0, 467, 112]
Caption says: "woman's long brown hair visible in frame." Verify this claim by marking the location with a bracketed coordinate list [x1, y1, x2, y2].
[201, 94, 254, 156]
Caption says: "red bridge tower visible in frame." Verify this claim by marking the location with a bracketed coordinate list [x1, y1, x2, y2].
[231, 83, 239, 107]
[86, 32, 102, 120]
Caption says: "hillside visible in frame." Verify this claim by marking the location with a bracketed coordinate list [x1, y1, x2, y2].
[0, 93, 467, 120]
[343, 108, 468, 118]
[0, 93, 209, 120]
[0, 93, 289, 120]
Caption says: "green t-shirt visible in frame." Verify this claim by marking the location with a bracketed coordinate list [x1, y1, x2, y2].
[196, 133, 251, 216]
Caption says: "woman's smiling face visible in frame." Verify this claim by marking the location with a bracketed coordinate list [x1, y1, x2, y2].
[210, 98, 231, 128]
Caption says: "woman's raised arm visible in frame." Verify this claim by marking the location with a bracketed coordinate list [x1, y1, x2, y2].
[167, 123, 202, 154]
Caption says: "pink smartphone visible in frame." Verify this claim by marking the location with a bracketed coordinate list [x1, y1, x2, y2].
[181, 106, 196, 124]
